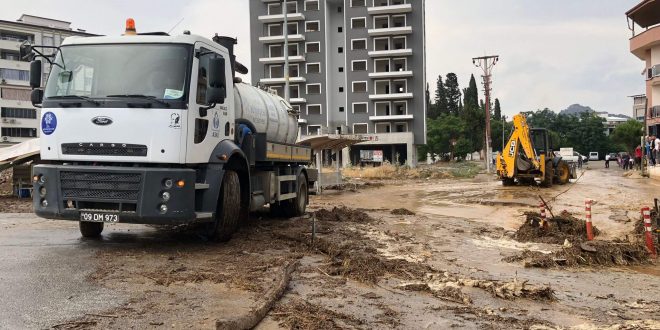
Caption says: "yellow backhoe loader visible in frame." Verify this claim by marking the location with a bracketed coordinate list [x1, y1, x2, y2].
[496, 114, 575, 187]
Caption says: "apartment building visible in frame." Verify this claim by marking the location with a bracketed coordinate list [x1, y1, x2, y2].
[0, 14, 93, 146]
[630, 94, 646, 122]
[626, 0, 660, 135]
[249, 0, 426, 166]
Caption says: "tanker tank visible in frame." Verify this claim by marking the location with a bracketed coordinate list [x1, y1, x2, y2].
[233, 83, 298, 145]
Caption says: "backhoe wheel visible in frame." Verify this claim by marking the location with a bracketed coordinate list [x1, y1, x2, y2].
[541, 161, 554, 188]
[79, 221, 104, 238]
[209, 170, 240, 242]
[502, 178, 515, 186]
[556, 161, 570, 185]
[284, 173, 308, 218]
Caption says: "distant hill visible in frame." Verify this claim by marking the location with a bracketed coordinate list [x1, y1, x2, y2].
[560, 104, 596, 116]
[559, 104, 630, 119]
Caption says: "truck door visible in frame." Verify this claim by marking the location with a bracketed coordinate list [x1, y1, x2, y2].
[186, 44, 235, 164]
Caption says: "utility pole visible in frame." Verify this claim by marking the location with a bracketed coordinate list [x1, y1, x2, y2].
[472, 55, 499, 172]
[283, 0, 290, 102]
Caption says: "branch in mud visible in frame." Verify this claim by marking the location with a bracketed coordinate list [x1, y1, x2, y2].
[215, 259, 299, 330]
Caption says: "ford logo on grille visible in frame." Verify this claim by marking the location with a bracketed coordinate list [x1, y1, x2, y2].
[91, 116, 113, 126]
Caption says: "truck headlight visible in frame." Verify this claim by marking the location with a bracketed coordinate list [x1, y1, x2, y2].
[41, 199, 48, 207]
[163, 178, 173, 189]
[39, 187, 47, 197]
[34, 175, 46, 184]
[161, 191, 171, 202]
[158, 204, 168, 214]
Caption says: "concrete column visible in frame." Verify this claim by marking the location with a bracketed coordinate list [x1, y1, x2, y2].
[407, 142, 417, 168]
[334, 148, 341, 185]
[342, 147, 350, 168]
[315, 150, 322, 194]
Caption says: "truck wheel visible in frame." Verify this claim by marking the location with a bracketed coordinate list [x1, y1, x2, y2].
[502, 178, 515, 186]
[284, 173, 308, 217]
[541, 162, 554, 187]
[556, 161, 570, 185]
[209, 170, 240, 242]
[79, 221, 103, 238]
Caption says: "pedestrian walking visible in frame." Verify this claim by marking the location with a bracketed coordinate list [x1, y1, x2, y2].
[623, 153, 630, 170]
[578, 154, 583, 169]
[605, 156, 609, 168]
[635, 145, 643, 170]
[646, 137, 653, 166]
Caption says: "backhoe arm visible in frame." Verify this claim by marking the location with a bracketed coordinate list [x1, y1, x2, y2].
[497, 114, 540, 178]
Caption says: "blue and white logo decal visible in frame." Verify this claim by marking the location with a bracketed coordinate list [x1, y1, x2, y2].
[42, 112, 57, 135]
[213, 112, 220, 130]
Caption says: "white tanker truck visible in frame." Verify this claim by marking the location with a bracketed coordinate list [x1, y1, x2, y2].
[23, 21, 317, 241]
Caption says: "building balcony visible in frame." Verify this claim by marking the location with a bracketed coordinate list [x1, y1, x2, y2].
[259, 34, 305, 44]
[368, 48, 413, 58]
[368, 26, 413, 37]
[0, 58, 30, 70]
[259, 76, 307, 85]
[368, 70, 413, 79]
[369, 114, 414, 121]
[368, 3, 413, 15]
[630, 25, 660, 60]
[258, 13, 305, 24]
[289, 97, 307, 104]
[0, 39, 21, 52]
[369, 92, 413, 101]
[259, 55, 306, 64]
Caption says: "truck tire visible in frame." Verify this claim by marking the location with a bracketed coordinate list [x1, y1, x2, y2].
[79, 221, 103, 238]
[502, 178, 515, 186]
[209, 170, 240, 242]
[541, 161, 554, 187]
[556, 161, 570, 185]
[284, 173, 308, 217]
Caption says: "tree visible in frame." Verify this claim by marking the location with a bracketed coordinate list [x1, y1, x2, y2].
[431, 75, 449, 118]
[493, 99, 502, 120]
[444, 73, 461, 116]
[463, 74, 479, 109]
[611, 119, 644, 153]
[420, 114, 467, 159]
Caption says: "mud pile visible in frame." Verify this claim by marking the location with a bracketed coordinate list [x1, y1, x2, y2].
[391, 208, 416, 216]
[314, 206, 375, 223]
[507, 212, 653, 268]
[272, 299, 364, 330]
[515, 211, 600, 244]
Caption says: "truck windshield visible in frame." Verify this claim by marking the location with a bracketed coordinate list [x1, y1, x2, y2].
[44, 44, 191, 103]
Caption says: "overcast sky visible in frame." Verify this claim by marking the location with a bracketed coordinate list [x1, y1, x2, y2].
[3, 0, 644, 117]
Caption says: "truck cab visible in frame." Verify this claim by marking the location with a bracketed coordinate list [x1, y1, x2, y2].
[26, 24, 315, 241]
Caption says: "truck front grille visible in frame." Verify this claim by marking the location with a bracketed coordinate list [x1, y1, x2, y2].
[60, 171, 142, 201]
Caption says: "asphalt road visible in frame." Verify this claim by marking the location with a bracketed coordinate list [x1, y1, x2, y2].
[0, 215, 128, 329]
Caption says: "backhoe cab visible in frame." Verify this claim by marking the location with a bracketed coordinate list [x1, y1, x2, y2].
[496, 114, 575, 187]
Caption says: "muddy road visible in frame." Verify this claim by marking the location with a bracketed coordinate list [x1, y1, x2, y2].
[0, 161, 658, 329]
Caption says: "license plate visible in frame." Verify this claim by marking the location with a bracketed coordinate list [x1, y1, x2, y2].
[80, 212, 119, 223]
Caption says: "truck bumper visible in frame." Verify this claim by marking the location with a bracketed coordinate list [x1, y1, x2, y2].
[32, 165, 197, 225]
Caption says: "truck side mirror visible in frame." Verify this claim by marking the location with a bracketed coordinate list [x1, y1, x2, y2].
[19, 42, 33, 61]
[29, 60, 42, 88]
[206, 57, 226, 105]
[31, 89, 43, 107]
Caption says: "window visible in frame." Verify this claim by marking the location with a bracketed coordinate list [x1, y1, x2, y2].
[338, 27, 343, 33]
[306, 84, 322, 94]
[392, 15, 406, 28]
[338, 67, 344, 73]
[269, 44, 283, 57]
[1, 107, 37, 119]
[287, 22, 299, 35]
[268, 24, 283, 37]
[375, 80, 390, 94]
[307, 104, 322, 115]
[197, 48, 223, 105]
[338, 6, 342, 13]
[290, 85, 300, 98]
[395, 123, 408, 133]
[289, 64, 300, 77]
[353, 103, 368, 113]
[267, 3, 282, 15]
[374, 16, 389, 29]
[338, 47, 343, 53]
[307, 125, 321, 135]
[351, 17, 366, 29]
[286, 1, 298, 13]
[306, 21, 320, 32]
[0, 68, 29, 81]
[374, 37, 389, 51]
[352, 81, 368, 93]
[393, 58, 407, 71]
[393, 79, 407, 93]
[352, 60, 367, 71]
[1, 127, 37, 137]
[375, 123, 391, 133]
[0, 51, 20, 61]
[305, 42, 320, 53]
[304, 0, 319, 11]
[375, 59, 390, 73]
[339, 107, 345, 112]
[351, 39, 367, 50]
[353, 124, 368, 134]
[339, 87, 344, 93]
[306, 63, 321, 74]
[269, 65, 284, 78]
[374, 0, 389, 6]
[0, 88, 31, 101]
[375, 102, 390, 116]
[392, 36, 406, 50]
[288, 43, 299, 56]
[351, 0, 366, 7]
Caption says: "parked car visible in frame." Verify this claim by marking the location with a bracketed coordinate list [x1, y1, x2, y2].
[589, 152, 599, 161]
[606, 153, 618, 161]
